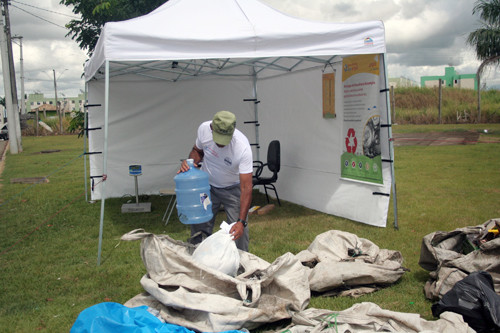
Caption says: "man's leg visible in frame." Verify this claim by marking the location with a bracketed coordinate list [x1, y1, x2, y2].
[189, 186, 221, 245]
[213, 185, 249, 252]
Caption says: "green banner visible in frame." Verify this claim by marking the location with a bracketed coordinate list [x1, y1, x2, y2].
[341, 152, 383, 184]
[341, 54, 383, 184]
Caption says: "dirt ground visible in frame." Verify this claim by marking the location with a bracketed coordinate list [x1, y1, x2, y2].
[392, 131, 482, 146]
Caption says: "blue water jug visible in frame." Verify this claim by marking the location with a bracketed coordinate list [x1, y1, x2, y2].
[174, 159, 213, 224]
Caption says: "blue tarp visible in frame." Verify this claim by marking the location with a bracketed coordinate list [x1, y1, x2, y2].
[71, 302, 246, 333]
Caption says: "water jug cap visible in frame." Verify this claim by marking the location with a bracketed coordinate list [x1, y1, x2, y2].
[186, 158, 194, 167]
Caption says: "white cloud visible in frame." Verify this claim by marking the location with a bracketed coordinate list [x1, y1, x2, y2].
[1, 0, 498, 102]
[262, 0, 499, 89]
[4, 0, 87, 98]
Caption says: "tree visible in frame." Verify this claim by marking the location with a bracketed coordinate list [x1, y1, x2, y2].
[466, 0, 500, 121]
[67, 110, 85, 137]
[60, 0, 168, 55]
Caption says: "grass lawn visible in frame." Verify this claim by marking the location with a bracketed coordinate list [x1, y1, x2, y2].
[0, 125, 499, 331]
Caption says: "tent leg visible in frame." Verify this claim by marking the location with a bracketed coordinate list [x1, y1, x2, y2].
[382, 54, 399, 230]
[83, 83, 88, 202]
[251, 67, 260, 161]
[97, 61, 110, 266]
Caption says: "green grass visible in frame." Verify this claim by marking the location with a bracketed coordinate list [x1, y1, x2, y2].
[1, 130, 500, 331]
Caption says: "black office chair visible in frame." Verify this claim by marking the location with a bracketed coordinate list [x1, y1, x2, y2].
[252, 140, 281, 206]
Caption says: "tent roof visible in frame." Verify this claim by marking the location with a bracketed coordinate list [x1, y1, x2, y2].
[84, 0, 385, 82]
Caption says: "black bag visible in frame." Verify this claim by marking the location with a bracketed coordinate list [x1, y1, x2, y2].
[431, 271, 500, 333]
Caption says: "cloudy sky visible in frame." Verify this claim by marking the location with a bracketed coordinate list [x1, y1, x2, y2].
[2, 0, 499, 101]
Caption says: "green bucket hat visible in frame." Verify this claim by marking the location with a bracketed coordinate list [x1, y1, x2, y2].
[212, 111, 236, 146]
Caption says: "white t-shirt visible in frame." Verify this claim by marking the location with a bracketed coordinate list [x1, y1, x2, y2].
[195, 121, 253, 188]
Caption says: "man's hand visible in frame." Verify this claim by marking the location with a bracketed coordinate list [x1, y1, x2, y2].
[230, 221, 245, 240]
[177, 145, 203, 173]
[178, 159, 197, 173]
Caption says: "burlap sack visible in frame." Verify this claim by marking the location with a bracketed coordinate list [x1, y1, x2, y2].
[419, 218, 500, 300]
[121, 229, 310, 332]
[296, 230, 407, 296]
[281, 302, 475, 333]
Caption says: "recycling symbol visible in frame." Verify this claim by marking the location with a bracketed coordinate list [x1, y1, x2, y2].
[345, 128, 357, 153]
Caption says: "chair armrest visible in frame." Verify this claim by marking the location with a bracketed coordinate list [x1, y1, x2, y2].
[253, 161, 266, 178]
[253, 161, 264, 167]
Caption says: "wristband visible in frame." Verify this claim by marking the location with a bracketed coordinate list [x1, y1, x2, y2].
[237, 218, 248, 227]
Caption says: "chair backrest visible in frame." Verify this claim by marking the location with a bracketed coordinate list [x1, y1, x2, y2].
[267, 140, 280, 173]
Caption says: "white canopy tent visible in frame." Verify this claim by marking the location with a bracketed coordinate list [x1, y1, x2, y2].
[83, 0, 397, 264]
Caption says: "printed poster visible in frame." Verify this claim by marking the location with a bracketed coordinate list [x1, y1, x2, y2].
[341, 54, 383, 184]
[322, 72, 336, 118]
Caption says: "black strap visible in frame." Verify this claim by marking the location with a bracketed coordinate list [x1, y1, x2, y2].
[84, 152, 102, 155]
[90, 175, 105, 191]
[244, 121, 260, 126]
[243, 98, 260, 104]
[373, 192, 390, 197]
[380, 88, 390, 93]
[84, 104, 101, 108]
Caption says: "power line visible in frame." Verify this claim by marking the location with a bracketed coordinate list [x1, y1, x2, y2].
[10, 4, 66, 29]
[11, 0, 80, 19]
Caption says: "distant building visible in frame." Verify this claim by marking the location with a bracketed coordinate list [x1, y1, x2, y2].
[420, 67, 477, 90]
[389, 77, 419, 88]
[32, 103, 57, 112]
[26, 92, 86, 114]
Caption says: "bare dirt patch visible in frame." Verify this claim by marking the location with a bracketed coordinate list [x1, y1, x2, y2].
[393, 131, 482, 146]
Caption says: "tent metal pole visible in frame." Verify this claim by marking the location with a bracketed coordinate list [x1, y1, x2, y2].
[83, 83, 88, 202]
[97, 60, 110, 266]
[252, 66, 260, 161]
[382, 53, 399, 229]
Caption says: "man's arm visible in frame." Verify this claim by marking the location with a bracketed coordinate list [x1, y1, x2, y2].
[238, 173, 253, 221]
[230, 172, 253, 240]
[179, 145, 204, 173]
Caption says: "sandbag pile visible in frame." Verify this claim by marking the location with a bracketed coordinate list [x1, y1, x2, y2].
[280, 302, 475, 333]
[121, 229, 310, 332]
[419, 218, 500, 300]
[120, 229, 407, 331]
[296, 230, 407, 296]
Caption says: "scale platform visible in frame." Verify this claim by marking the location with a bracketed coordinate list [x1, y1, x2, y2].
[121, 202, 151, 213]
[121, 165, 151, 213]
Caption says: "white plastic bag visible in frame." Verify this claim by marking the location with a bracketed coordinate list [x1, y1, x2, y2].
[192, 228, 240, 276]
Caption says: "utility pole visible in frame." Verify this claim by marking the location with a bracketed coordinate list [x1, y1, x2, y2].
[438, 78, 442, 124]
[12, 35, 24, 114]
[4, 0, 20, 145]
[53, 69, 62, 134]
[0, 0, 21, 153]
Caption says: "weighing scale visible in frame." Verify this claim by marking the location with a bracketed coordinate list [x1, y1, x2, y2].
[121, 165, 151, 213]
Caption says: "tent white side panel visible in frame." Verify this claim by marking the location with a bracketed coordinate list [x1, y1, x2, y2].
[88, 75, 255, 200]
[257, 61, 391, 227]
[87, 58, 392, 227]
